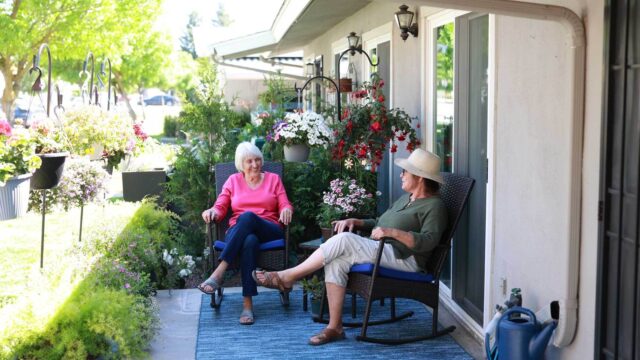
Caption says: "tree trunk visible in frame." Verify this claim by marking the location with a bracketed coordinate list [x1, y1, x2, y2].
[113, 72, 137, 121]
[1, 64, 17, 124]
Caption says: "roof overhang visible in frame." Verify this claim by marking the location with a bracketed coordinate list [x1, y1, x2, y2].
[203, 0, 372, 59]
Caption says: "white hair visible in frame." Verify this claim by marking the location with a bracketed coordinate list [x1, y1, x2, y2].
[234, 141, 263, 172]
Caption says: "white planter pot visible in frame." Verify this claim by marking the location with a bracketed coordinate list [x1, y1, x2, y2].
[284, 144, 310, 162]
[0, 173, 32, 221]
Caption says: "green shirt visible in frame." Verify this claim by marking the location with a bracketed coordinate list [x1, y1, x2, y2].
[362, 193, 448, 271]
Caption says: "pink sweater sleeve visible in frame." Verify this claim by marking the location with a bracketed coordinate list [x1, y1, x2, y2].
[212, 172, 293, 228]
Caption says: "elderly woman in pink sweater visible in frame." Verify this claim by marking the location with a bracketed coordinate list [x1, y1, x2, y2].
[198, 142, 293, 325]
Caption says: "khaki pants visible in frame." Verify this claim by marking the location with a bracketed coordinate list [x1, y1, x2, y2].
[319, 232, 419, 287]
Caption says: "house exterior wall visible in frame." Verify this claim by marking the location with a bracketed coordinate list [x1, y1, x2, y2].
[491, 0, 603, 358]
[302, 0, 604, 358]
[222, 79, 267, 112]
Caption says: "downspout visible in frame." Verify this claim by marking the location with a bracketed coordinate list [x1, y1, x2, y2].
[419, 0, 585, 347]
[211, 53, 307, 81]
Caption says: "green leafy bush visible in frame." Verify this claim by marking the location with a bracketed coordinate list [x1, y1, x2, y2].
[4, 200, 185, 358]
[163, 115, 179, 137]
[11, 283, 158, 359]
[164, 60, 248, 252]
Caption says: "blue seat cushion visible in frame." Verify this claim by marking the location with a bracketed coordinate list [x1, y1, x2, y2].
[214, 239, 285, 252]
[349, 263, 434, 283]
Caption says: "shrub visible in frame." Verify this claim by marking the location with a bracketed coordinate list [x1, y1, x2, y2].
[11, 284, 159, 359]
[122, 199, 179, 252]
[91, 258, 155, 297]
[163, 115, 179, 137]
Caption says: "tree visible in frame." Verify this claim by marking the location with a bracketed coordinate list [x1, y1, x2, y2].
[112, 32, 173, 120]
[0, 0, 162, 122]
[180, 11, 200, 59]
[436, 22, 454, 94]
[211, 3, 233, 27]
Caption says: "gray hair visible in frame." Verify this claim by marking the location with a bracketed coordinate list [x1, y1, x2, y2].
[234, 141, 263, 172]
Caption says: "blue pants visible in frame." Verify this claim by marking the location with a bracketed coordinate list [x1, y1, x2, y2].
[218, 211, 284, 297]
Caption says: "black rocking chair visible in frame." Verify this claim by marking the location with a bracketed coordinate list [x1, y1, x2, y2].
[333, 172, 475, 344]
[205, 161, 290, 308]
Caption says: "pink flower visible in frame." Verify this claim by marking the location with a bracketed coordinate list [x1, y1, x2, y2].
[0, 120, 11, 137]
[124, 283, 131, 289]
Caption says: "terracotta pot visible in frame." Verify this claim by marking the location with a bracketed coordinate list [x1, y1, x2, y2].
[338, 78, 352, 93]
[320, 227, 333, 241]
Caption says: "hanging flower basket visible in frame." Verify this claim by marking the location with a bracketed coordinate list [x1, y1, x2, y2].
[31, 152, 69, 190]
[0, 173, 32, 221]
[284, 144, 310, 162]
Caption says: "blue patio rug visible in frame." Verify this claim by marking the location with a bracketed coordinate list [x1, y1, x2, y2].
[196, 290, 472, 359]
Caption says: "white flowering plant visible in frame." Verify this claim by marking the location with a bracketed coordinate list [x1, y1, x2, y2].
[160, 248, 197, 289]
[316, 178, 375, 228]
[267, 111, 333, 147]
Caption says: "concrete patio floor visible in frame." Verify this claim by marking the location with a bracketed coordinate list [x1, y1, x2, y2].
[149, 286, 484, 359]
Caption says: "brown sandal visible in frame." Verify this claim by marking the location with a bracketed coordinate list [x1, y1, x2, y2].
[308, 328, 346, 346]
[251, 270, 292, 293]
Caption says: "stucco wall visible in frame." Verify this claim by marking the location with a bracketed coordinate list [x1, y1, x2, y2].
[223, 79, 266, 112]
[493, 13, 574, 354]
[302, 0, 604, 358]
[491, 0, 603, 358]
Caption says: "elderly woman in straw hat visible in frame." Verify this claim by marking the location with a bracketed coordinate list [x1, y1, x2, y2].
[253, 148, 447, 345]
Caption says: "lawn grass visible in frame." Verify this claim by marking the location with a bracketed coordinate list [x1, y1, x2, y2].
[0, 202, 141, 353]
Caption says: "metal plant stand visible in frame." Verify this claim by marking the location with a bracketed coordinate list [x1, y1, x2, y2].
[30, 43, 53, 268]
[294, 32, 377, 118]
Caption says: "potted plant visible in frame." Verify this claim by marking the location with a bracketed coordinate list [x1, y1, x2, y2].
[0, 119, 42, 220]
[268, 111, 333, 162]
[29, 117, 70, 190]
[28, 157, 110, 213]
[301, 275, 326, 317]
[333, 73, 421, 171]
[62, 105, 137, 172]
[316, 177, 375, 239]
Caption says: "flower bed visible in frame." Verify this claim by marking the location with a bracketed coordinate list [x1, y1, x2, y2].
[0, 200, 196, 359]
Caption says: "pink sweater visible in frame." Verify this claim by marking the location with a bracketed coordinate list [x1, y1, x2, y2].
[212, 172, 293, 228]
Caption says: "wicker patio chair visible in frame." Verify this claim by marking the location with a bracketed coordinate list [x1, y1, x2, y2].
[205, 161, 290, 308]
[319, 172, 474, 344]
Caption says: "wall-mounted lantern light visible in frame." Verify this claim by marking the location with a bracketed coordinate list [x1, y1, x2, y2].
[395, 4, 418, 41]
[305, 62, 315, 77]
[347, 32, 361, 55]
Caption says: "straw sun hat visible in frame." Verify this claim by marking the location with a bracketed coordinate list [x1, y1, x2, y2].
[393, 148, 445, 184]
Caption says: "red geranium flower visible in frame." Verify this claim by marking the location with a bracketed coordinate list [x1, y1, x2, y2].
[370, 121, 381, 132]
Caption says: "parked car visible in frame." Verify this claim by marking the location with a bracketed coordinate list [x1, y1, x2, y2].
[13, 105, 29, 121]
[143, 95, 179, 106]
